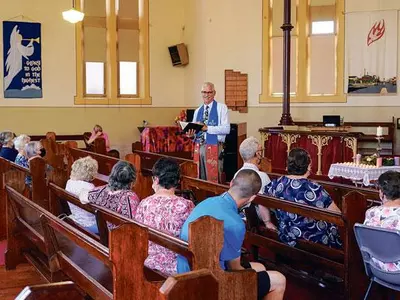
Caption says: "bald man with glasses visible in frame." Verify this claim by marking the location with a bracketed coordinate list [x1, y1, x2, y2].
[187, 82, 230, 183]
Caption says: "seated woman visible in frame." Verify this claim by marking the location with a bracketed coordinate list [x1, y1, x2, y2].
[80, 161, 140, 219]
[266, 148, 342, 248]
[86, 125, 110, 152]
[364, 171, 400, 272]
[14, 134, 31, 165]
[16, 141, 46, 186]
[135, 157, 194, 275]
[65, 156, 99, 234]
[0, 131, 18, 162]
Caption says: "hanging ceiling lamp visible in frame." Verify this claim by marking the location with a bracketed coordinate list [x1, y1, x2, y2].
[62, 0, 84, 24]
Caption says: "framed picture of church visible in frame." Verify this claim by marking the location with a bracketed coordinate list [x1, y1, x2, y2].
[346, 11, 397, 95]
[3, 21, 42, 98]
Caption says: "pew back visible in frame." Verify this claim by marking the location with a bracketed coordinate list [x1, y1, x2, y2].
[180, 175, 370, 299]
[48, 182, 257, 300]
[7, 185, 219, 300]
[15, 282, 84, 300]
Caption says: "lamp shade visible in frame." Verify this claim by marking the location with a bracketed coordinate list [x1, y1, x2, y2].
[62, 8, 84, 23]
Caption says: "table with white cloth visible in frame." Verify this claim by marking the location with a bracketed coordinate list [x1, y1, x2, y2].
[328, 163, 400, 186]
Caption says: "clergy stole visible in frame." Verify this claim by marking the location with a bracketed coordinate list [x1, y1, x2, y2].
[193, 101, 219, 183]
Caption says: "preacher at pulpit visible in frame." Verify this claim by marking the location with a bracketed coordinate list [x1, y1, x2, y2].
[188, 82, 230, 183]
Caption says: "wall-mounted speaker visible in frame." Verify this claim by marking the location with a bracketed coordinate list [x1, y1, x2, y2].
[168, 43, 189, 67]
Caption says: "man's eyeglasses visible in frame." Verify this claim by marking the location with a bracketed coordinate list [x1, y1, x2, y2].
[201, 91, 214, 95]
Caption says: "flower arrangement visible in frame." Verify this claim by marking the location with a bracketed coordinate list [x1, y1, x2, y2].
[361, 154, 394, 166]
[174, 109, 187, 124]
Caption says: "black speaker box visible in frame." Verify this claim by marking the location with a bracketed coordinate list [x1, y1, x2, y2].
[223, 124, 239, 182]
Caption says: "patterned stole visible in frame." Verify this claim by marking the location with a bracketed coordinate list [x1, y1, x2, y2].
[193, 101, 219, 183]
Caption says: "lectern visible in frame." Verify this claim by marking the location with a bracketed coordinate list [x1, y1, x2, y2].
[223, 123, 247, 181]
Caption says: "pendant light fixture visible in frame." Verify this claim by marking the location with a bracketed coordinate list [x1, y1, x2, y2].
[62, 0, 84, 24]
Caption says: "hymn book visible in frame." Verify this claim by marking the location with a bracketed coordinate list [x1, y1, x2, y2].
[178, 121, 204, 134]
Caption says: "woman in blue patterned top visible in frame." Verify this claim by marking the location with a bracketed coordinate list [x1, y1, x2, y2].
[265, 148, 342, 248]
[14, 134, 31, 167]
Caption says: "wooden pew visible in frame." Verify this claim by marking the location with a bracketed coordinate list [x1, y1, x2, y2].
[0, 157, 47, 240]
[132, 141, 194, 160]
[6, 185, 220, 300]
[129, 150, 198, 198]
[15, 282, 84, 300]
[180, 176, 371, 300]
[47, 183, 258, 300]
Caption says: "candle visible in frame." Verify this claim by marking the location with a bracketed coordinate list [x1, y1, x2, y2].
[356, 154, 361, 165]
[376, 157, 382, 167]
[377, 126, 383, 137]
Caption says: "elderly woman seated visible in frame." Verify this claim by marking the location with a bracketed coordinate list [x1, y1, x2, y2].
[80, 161, 140, 219]
[15, 141, 45, 186]
[265, 148, 342, 248]
[0, 131, 18, 162]
[364, 171, 400, 272]
[14, 134, 31, 165]
[65, 156, 99, 234]
[135, 157, 194, 276]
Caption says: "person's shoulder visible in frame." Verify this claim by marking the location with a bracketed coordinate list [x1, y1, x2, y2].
[215, 101, 228, 109]
[257, 170, 270, 180]
[225, 216, 245, 233]
[174, 195, 195, 206]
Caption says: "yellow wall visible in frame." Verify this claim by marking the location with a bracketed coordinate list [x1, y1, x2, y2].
[1, 0, 400, 154]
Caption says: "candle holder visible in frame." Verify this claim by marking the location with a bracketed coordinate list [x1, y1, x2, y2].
[376, 136, 383, 157]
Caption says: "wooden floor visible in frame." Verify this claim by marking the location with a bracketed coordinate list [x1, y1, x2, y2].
[0, 264, 47, 299]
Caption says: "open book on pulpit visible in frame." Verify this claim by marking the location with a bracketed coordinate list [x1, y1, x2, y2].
[178, 121, 204, 134]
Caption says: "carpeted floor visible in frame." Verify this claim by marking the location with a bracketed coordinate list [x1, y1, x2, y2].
[0, 240, 6, 266]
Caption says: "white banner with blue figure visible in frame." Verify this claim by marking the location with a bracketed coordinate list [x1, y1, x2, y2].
[3, 21, 42, 98]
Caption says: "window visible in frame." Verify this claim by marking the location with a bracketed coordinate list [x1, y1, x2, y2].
[75, 0, 150, 105]
[260, 0, 345, 103]
[119, 62, 137, 95]
[85, 62, 105, 95]
[312, 21, 335, 35]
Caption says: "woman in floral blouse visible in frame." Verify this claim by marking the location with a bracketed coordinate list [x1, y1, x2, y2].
[80, 161, 140, 219]
[135, 157, 194, 276]
[364, 170, 400, 272]
[266, 148, 342, 248]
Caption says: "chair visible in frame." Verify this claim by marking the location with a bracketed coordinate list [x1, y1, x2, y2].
[354, 224, 400, 300]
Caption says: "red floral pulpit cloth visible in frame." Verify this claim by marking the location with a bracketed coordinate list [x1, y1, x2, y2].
[140, 126, 193, 153]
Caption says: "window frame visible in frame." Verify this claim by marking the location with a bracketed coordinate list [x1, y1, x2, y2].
[74, 0, 151, 105]
[259, 0, 345, 103]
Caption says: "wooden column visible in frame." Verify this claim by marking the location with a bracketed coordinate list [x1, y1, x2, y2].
[279, 0, 294, 125]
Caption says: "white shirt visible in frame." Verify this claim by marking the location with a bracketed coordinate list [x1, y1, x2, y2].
[65, 179, 96, 227]
[192, 100, 230, 143]
[233, 163, 271, 194]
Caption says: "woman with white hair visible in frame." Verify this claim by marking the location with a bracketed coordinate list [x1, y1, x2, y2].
[15, 141, 44, 186]
[14, 134, 31, 166]
[66, 156, 99, 234]
[0, 131, 18, 161]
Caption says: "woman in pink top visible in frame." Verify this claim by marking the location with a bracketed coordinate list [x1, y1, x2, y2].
[87, 124, 110, 152]
[364, 171, 400, 272]
[135, 157, 194, 276]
